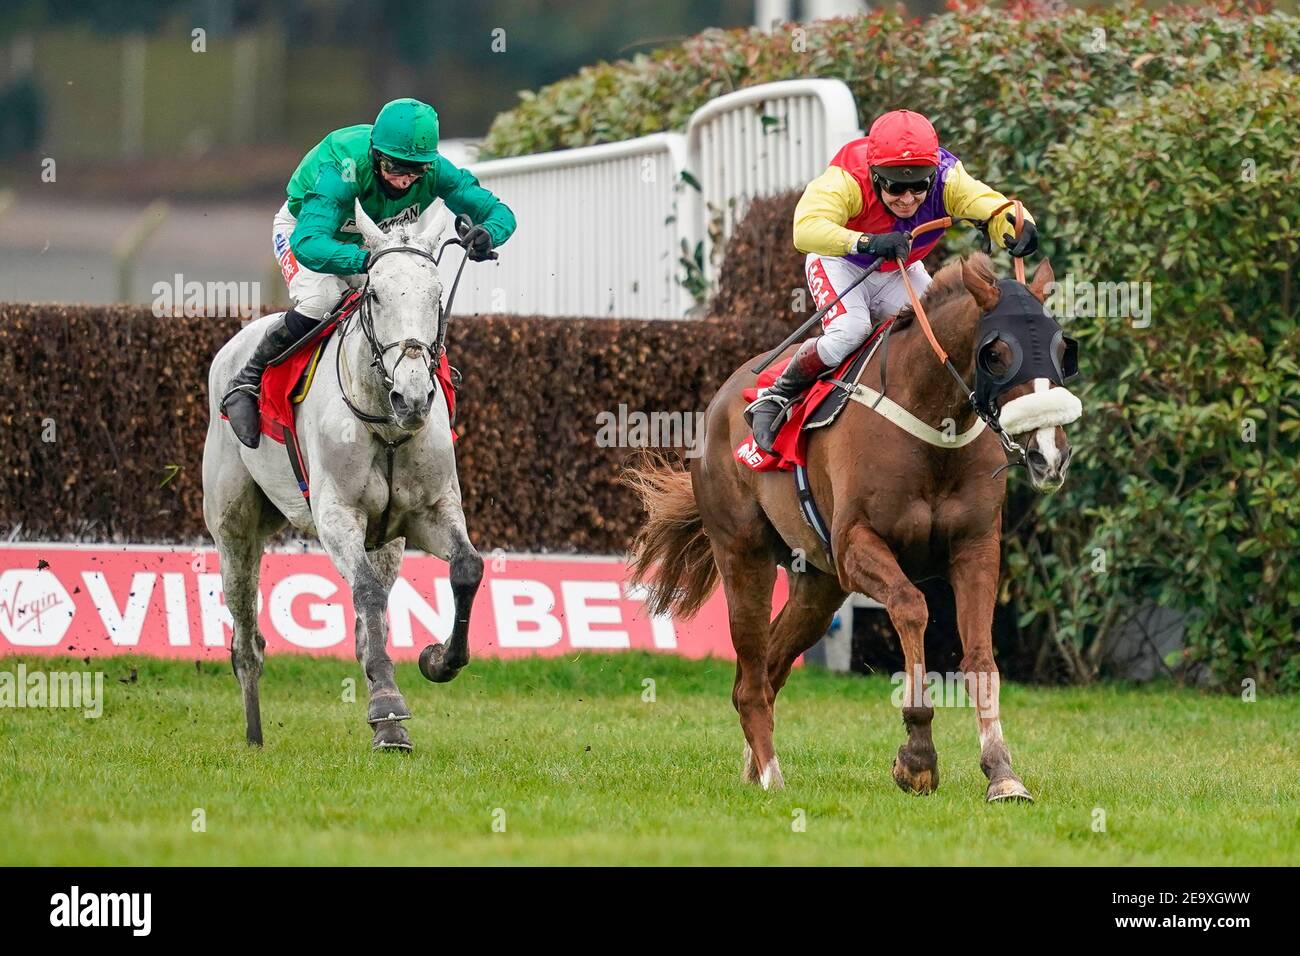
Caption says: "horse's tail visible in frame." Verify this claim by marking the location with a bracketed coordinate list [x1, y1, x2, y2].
[623, 454, 719, 620]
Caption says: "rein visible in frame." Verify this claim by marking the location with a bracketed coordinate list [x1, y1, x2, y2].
[893, 199, 1032, 476]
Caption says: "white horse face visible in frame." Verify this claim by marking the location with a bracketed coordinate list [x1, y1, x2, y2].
[353, 198, 452, 430]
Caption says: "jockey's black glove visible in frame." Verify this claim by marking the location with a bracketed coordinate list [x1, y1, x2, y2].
[464, 225, 494, 261]
[360, 252, 372, 273]
[857, 231, 912, 261]
[1005, 214, 1038, 257]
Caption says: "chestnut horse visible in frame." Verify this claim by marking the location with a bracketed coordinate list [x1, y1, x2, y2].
[626, 253, 1081, 801]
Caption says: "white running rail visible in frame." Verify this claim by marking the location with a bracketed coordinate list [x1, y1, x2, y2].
[686, 79, 864, 276]
[445, 80, 861, 319]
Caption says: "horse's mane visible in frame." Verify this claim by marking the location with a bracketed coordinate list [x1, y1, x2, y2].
[893, 252, 994, 329]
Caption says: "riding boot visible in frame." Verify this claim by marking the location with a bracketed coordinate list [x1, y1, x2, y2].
[221, 308, 320, 449]
[747, 339, 831, 454]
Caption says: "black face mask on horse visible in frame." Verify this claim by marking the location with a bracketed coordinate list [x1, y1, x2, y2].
[973, 279, 1080, 426]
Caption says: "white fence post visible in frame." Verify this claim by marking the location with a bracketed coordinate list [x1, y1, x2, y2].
[454, 79, 861, 319]
[684, 79, 862, 282]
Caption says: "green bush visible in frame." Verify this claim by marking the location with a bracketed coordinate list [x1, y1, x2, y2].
[483, 0, 1300, 266]
[1004, 69, 1300, 690]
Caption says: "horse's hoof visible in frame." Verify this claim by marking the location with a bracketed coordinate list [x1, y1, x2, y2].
[367, 692, 412, 725]
[371, 721, 412, 752]
[419, 643, 465, 684]
[986, 776, 1033, 803]
[892, 756, 939, 795]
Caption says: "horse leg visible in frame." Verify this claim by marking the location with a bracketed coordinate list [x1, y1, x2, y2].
[358, 536, 412, 750]
[316, 499, 412, 750]
[950, 536, 1032, 802]
[765, 567, 846, 697]
[405, 499, 483, 684]
[216, 531, 268, 746]
[714, 541, 781, 789]
[738, 568, 846, 784]
[839, 522, 939, 795]
[203, 430, 277, 747]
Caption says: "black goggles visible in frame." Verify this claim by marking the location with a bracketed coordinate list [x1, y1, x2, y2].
[877, 174, 933, 196]
[377, 153, 430, 178]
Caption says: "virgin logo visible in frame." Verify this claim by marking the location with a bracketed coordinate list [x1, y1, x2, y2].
[0, 570, 74, 647]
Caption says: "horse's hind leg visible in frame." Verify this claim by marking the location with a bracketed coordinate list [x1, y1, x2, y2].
[713, 539, 780, 789]
[839, 521, 939, 795]
[950, 537, 1031, 802]
[217, 532, 268, 746]
[406, 499, 483, 684]
[741, 567, 844, 783]
[765, 567, 846, 697]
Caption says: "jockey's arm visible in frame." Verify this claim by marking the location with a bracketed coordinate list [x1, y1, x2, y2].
[943, 161, 1036, 250]
[436, 157, 517, 248]
[792, 166, 865, 256]
[289, 164, 369, 276]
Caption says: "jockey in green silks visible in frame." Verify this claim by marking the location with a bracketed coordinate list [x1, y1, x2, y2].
[222, 97, 517, 448]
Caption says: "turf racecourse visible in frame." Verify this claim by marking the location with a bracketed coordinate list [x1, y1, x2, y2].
[1, 652, 1296, 866]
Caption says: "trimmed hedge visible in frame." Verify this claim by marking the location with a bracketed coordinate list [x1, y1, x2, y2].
[0, 304, 770, 554]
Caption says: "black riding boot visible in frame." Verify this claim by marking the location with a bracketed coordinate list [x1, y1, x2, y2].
[221, 308, 320, 448]
[747, 339, 830, 454]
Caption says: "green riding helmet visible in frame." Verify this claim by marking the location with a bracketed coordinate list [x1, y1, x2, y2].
[371, 98, 440, 164]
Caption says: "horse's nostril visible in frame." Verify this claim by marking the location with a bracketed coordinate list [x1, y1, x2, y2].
[390, 391, 409, 414]
[1027, 450, 1047, 469]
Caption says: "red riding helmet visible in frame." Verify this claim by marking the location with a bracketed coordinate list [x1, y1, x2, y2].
[866, 110, 939, 180]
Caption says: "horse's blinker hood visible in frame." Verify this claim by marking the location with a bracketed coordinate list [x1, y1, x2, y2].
[974, 279, 1081, 433]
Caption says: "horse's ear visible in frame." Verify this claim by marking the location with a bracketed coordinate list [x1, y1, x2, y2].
[353, 198, 387, 249]
[962, 254, 1001, 312]
[414, 199, 451, 242]
[1029, 258, 1055, 303]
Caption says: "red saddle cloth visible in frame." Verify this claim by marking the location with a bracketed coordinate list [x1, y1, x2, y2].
[736, 321, 890, 472]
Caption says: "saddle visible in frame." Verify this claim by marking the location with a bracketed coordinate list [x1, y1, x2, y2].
[735, 317, 895, 473]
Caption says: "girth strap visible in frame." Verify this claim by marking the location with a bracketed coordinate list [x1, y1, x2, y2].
[794, 463, 834, 561]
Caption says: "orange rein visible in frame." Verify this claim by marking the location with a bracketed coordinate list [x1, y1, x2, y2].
[896, 199, 1027, 365]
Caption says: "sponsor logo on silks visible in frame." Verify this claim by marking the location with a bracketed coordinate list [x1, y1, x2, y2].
[49, 885, 151, 937]
[0, 569, 73, 647]
[339, 204, 421, 235]
[278, 247, 300, 285]
[807, 260, 847, 323]
[735, 439, 766, 468]
[273, 231, 289, 257]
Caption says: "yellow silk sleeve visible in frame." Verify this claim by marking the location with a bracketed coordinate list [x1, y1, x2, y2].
[943, 160, 1035, 250]
[793, 167, 865, 256]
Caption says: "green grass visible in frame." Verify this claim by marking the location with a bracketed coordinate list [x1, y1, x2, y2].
[1, 653, 1297, 865]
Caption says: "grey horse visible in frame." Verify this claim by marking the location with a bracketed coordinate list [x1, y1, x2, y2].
[202, 198, 483, 751]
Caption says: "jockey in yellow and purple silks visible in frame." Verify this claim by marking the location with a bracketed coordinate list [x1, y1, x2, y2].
[748, 109, 1038, 454]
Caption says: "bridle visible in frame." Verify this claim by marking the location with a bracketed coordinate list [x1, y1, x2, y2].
[335, 221, 475, 428]
[891, 200, 1071, 477]
[328, 216, 480, 546]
